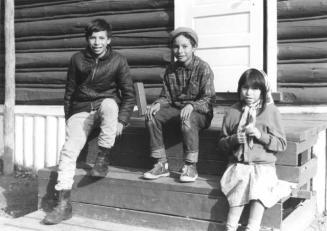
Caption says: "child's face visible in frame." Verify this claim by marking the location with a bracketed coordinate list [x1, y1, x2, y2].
[240, 86, 261, 105]
[172, 35, 195, 66]
[87, 31, 111, 57]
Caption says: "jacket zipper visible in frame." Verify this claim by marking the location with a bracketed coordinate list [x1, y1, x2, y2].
[90, 58, 99, 111]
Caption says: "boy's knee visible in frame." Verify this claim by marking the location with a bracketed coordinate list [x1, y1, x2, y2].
[100, 98, 118, 114]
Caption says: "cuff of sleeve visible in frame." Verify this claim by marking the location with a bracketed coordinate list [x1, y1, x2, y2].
[118, 119, 128, 127]
[258, 131, 270, 145]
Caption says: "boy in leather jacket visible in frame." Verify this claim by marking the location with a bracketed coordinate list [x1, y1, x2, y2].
[43, 18, 135, 225]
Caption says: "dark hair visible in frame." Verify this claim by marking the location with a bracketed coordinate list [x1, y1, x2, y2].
[237, 68, 267, 114]
[171, 32, 197, 48]
[85, 18, 112, 39]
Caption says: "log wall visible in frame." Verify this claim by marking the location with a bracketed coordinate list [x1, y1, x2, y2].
[278, 0, 327, 104]
[8, 0, 174, 104]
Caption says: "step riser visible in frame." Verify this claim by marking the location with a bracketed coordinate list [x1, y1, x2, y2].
[38, 169, 283, 229]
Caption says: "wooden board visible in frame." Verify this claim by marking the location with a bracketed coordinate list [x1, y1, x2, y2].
[276, 157, 317, 185]
[38, 166, 286, 230]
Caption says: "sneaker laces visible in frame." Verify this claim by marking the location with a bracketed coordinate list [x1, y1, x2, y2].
[150, 162, 164, 174]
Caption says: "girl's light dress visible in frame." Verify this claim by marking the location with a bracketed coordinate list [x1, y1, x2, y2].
[220, 163, 293, 208]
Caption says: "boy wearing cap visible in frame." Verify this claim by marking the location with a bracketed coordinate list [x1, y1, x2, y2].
[42, 18, 135, 225]
[144, 27, 215, 182]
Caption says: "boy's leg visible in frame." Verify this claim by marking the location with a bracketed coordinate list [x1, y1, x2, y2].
[180, 112, 210, 182]
[225, 205, 244, 231]
[144, 105, 180, 179]
[43, 112, 95, 225]
[55, 112, 95, 190]
[245, 200, 265, 231]
[91, 98, 119, 176]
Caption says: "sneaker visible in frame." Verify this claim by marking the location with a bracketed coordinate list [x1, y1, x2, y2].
[180, 164, 198, 182]
[143, 162, 170, 180]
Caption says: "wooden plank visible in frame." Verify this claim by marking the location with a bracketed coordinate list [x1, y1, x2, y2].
[1, 210, 161, 231]
[73, 202, 226, 231]
[15, 11, 173, 38]
[278, 42, 327, 60]
[278, 0, 327, 19]
[16, 48, 171, 68]
[276, 135, 317, 166]
[38, 166, 284, 229]
[278, 63, 327, 83]
[16, 35, 170, 51]
[15, 0, 172, 20]
[278, 86, 327, 105]
[276, 157, 317, 185]
[3, 0, 15, 175]
[281, 195, 317, 231]
[134, 82, 147, 116]
[278, 18, 327, 40]
[16, 67, 165, 84]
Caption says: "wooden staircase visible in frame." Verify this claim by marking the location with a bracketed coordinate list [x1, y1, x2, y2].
[37, 113, 323, 231]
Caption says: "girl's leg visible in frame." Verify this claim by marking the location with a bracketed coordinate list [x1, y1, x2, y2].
[245, 200, 265, 231]
[225, 205, 244, 231]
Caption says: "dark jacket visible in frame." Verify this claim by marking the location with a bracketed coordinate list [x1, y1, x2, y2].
[218, 102, 287, 164]
[64, 46, 135, 125]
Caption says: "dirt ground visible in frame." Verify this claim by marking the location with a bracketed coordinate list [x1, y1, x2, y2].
[0, 169, 38, 218]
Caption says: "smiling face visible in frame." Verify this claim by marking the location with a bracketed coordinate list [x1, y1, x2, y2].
[172, 34, 195, 66]
[87, 31, 111, 57]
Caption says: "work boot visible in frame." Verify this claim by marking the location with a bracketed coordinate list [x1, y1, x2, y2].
[42, 190, 72, 225]
[91, 148, 110, 177]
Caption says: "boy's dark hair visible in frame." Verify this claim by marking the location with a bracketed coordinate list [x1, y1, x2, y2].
[171, 32, 197, 48]
[85, 18, 112, 39]
[237, 68, 267, 115]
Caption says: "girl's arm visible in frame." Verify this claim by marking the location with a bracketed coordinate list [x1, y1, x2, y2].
[257, 107, 287, 152]
[218, 111, 240, 155]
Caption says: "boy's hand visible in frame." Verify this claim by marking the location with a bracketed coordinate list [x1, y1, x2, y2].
[116, 122, 124, 137]
[145, 103, 160, 121]
[180, 104, 193, 121]
[244, 124, 261, 139]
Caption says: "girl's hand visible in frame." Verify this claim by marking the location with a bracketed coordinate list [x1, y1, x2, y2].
[236, 131, 247, 144]
[145, 103, 160, 121]
[180, 104, 194, 121]
[244, 124, 261, 139]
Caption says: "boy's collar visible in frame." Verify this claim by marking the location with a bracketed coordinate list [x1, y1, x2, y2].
[85, 45, 112, 60]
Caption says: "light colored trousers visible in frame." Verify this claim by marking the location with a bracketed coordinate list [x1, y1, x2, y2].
[55, 98, 118, 190]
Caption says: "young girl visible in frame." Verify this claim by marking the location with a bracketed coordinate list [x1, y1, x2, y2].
[218, 68, 291, 231]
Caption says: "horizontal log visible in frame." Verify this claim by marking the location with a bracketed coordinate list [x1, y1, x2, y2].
[16, 0, 172, 21]
[278, 86, 327, 104]
[278, 0, 327, 19]
[15, 11, 173, 38]
[278, 18, 327, 40]
[16, 33, 170, 51]
[278, 83, 327, 87]
[278, 63, 327, 83]
[16, 48, 171, 68]
[278, 41, 327, 60]
[15, 0, 73, 6]
[16, 88, 65, 105]
[15, 67, 165, 84]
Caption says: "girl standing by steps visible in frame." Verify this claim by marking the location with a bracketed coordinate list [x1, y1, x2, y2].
[218, 68, 292, 231]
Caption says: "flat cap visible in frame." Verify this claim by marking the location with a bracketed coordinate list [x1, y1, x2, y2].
[170, 27, 198, 46]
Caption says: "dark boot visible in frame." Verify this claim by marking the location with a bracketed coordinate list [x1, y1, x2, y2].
[42, 190, 72, 225]
[91, 148, 111, 177]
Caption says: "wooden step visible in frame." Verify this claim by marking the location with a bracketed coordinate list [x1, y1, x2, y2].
[38, 166, 309, 231]
[0, 210, 162, 231]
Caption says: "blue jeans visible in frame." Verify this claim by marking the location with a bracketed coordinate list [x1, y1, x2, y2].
[146, 105, 212, 163]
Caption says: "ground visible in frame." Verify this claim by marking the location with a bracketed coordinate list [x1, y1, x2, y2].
[0, 169, 326, 231]
[0, 169, 38, 218]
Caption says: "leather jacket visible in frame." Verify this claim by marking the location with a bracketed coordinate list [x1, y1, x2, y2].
[64, 46, 135, 125]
